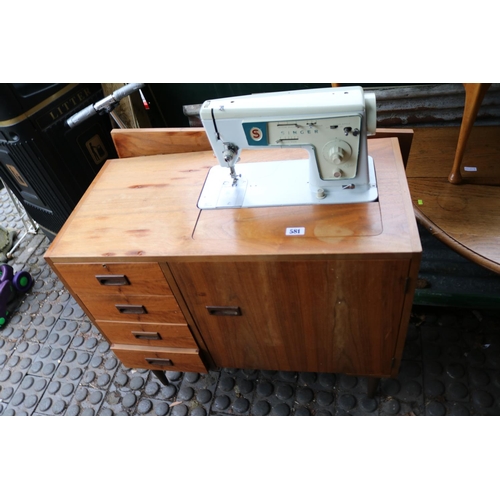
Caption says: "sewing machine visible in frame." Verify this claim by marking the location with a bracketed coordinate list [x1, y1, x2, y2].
[198, 86, 378, 209]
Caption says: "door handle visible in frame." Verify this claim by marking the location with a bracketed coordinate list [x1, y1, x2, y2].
[115, 304, 147, 314]
[206, 306, 242, 316]
[96, 275, 130, 286]
[132, 331, 161, 340]
[146, 358, 173, 366]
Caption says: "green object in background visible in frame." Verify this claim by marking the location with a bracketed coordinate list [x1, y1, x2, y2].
[0, 226, 15, 263]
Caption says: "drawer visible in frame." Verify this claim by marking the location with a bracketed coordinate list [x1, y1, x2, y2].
[55, 262, 172, 296]
[112, 344, 207, 373]
[80, 293, 185, 323]
[97, 321, 198, 349]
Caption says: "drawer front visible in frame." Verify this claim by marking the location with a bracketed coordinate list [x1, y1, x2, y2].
[97, 321, 198, 348]
[112, 345, 207, 373]
[55, 262, 172, 296]
[80, 293, 185, 323]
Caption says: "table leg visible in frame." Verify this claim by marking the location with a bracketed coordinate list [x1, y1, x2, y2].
[151, 369, 169, 385]
[448, 83, 491, 184]
[366, 377, 380, 399]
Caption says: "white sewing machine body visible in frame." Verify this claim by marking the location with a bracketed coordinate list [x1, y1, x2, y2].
[198, 86, 378, 209]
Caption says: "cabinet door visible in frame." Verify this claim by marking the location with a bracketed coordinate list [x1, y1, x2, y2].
[169, 260, 410, 376]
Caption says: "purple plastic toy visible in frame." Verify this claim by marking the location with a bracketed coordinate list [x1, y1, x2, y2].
[0, 264, 33, 327]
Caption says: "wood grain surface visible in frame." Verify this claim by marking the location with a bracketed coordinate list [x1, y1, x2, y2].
[194, 202, 383, 241]
[45, 138, 421, 263]
[169, 259, 410, 376]
[79, 293, 184, 323]
[54, 262, 172, 295]
[407, 126, 500, 272]
[45, 137, 421, 378]
[112, 345, 207, 373]
[96, 321, 198, 348]
[111, 127, 212, 158]
[407, 126, 500, 183]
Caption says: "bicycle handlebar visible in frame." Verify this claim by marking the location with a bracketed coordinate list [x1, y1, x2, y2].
[66, 83, 145, 129]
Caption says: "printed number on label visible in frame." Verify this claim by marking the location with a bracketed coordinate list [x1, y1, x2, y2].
[286, 227, 305, 236]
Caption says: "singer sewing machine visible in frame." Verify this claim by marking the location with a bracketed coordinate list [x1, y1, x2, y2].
[198, 86, 378, 209]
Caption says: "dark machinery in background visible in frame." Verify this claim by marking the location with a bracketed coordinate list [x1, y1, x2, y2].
[0, 82, 391, 242]
[0, 84, 352, 242]
[0, 83, 118, 240]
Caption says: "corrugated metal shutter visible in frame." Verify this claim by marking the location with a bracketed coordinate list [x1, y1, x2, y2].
[184, 83, 500, 128]
[374, 83, 500, 127]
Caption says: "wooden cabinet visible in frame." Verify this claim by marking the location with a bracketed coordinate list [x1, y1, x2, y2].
[51, 262, 207, 373]
[45, 139, 421, 380]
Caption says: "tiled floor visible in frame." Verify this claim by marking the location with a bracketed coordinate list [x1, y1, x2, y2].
[1, 188, 499, 416]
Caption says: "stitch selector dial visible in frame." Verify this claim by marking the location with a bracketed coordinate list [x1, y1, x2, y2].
[323, 140, 352, 164]
[322, 140, 352, 178]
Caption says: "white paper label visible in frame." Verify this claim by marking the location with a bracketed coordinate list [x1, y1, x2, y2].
[286, 227, 305, 236]
[464, 166, 477, 172]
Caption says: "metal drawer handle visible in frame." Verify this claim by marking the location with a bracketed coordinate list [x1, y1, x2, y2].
[132, 331, 161, 340]
[96, 275, 130, 286]
[146, 358, 173, 366]
[115, 304, 147, 314]
[206, 306, 242, 316]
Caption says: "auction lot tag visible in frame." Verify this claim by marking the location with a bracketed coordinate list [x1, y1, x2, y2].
[286, 227, 306, 236]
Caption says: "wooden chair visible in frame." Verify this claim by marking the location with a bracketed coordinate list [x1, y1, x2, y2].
[448, 83, 492, 184]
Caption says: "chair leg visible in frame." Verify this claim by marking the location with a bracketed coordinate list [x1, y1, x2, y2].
[448, 83, 491, 184]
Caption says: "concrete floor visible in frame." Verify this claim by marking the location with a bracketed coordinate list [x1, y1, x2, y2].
[1, 187, 499, 416]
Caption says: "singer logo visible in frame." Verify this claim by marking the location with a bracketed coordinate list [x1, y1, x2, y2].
[250, 127, 263, 141]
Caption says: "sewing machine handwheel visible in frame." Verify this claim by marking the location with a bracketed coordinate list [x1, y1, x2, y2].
[13, 271, 33, 293]
[0, 264, 14, 283]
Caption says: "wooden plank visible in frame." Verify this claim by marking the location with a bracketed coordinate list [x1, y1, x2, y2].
[111, 127, 211, 158]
